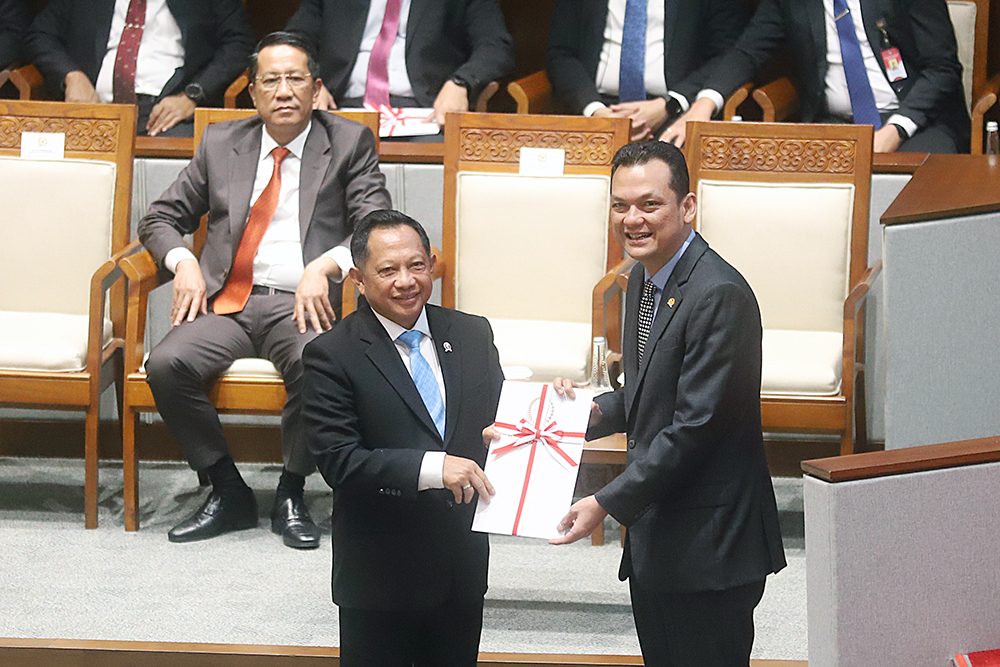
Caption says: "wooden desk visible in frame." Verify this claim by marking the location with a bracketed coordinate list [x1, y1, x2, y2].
[881, 153, 1000, 224]
[135, 136, 194, 159]
[581, 433, 626, 465]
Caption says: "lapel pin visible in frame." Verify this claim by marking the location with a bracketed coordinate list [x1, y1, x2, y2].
[666, 297, 675, 308]
[443, 342, 453, 353]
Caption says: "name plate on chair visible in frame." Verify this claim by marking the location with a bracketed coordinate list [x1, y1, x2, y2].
[518, 147, 565, 176]
[20, 132, 65, 160]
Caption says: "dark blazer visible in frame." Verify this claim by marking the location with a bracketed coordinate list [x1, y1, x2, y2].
[589, 234, 786, 593]
[704, 0, 969, 148]
[286, 0, 515, 106]
[301, 301, 504, 610]
[546, 0, 747, 114]
[25, 0, 254, 104]
[138, 112, 390, 314]
[0, 0, 28, 71]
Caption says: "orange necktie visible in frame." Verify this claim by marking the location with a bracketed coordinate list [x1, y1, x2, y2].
[213, 146, 291, 315]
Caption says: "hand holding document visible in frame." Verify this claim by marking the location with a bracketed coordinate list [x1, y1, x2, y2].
[342, 104, 440, 138]
[473, 381, 595, 539]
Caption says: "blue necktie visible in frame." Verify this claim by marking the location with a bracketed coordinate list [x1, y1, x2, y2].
[831, 0, 882, 128]
[398, 330, 445, 439]
[619, 0, 647, 103]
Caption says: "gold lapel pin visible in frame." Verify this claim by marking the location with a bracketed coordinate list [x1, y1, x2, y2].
[666, 297, 675, 308]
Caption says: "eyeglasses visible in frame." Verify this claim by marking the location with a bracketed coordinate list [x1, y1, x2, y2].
[255, 72, 313, 92]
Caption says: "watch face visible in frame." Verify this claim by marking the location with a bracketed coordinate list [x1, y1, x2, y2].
[185, 83, 204, 101]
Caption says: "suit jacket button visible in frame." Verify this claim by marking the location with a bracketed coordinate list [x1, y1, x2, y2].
[379, 488, 384, 494]
[627, 439, 636, 449]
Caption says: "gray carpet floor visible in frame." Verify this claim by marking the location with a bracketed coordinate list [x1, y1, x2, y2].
[0, 457, 806, 659]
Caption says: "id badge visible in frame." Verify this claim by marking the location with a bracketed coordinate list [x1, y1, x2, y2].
[881, 47, 908, 82]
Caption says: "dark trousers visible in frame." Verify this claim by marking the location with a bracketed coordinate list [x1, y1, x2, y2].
[628, 578, 766, 667]
[338, 596, 484, 667]
[145, 291, 319, 476]
[136, 94, 195, 138]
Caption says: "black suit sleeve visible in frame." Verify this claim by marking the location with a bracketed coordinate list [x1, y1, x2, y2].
[702, 0, 788, 101]
[595, 281, 760, 527]
[284, 0, 323, 44]
[450, 0, 515, 95]
[545, 0, 602, 115]
[302, 337, 427, 499]
[669, 0, 748, 104]
[338, 118, 390, 252]
[0, 0, 28, 70]
[183, 0, 255, 101]
[24, 0, 82, 89]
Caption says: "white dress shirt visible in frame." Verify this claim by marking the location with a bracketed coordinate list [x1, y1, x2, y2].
[372, 307, 448, 491]
[821, 0, 915, 136]
[164, 123, 354, 285]
[345, 0, 416, 100]
[584, 0, 671, 117]
[95, 0, 185, 103]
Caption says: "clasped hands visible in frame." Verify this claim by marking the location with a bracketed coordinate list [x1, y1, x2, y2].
[64, 72, 195, 137]
[170, 256, 341, 333]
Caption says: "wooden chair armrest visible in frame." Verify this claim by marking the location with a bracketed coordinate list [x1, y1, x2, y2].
[752, 76, 799, 123]
[119, 248, 161, 287]
[224, 70, 250, 109]
[592, 257, 635, 342]
[844, 260, 882, 317]
[119, 249, 164, 374]
[507, 70, 553, 115]
[723, 83, 753, 120]
[0, 68, 10, 89]
[342, 245, 445, 317]
[970, 72, 1000, 154]
[475, 81, 500, 112]
[9, 64, 45, 100]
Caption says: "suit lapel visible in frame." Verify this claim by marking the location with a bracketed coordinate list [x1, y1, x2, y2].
[804, 0, 827, 90]
[405, 0, 429, 60]
[298, 117, 331, 244]
[427, 306, 461, 446]
[359, 305, 443, 444]
[95, 0, 116, 69]
[228, 124, 262, 253]
[623, 264, 643, 416]
[661, 0, 678, 64]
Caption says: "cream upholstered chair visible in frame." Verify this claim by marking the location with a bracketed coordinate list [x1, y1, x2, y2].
[751, 0, 999, 154]
[0, 100, 136, 527]
[439, 112, 630, 383]
[118, 107, 379, 531]
[685, 121, 878, 455]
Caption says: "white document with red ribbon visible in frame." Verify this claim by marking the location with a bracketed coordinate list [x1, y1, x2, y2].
[342, 105, 440, 138]
[472, 381, 595, 540]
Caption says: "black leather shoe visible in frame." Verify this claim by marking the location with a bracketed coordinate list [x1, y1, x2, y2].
[271, 496, 320, 550]
[168, 490, 258, 543]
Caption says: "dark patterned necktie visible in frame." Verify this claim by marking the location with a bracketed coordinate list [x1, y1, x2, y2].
[637, 279, 656, 362]
[112, 0, 147, 104]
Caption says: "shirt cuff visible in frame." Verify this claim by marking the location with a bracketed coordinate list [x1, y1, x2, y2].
[322, 246, 354, 283]
[667, 91, 690, 112]
[582, 101, 607, 118]
[417, 451, 446, 491]
[164, 246, 197, 274]
[886, 114, 917, 139]
[696, 90, 725, 116]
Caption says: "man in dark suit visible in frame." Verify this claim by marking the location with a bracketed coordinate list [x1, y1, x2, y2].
[0, 0, 27, 71]
[660, 0, 969, 153]
[552, 141, 786, 666]
[286, 0, 514, 127]
[546, 0, 746, 142]
[25, 0, 254, 137]
[138, 32, 390, 548]
[301, 209, 503, 667]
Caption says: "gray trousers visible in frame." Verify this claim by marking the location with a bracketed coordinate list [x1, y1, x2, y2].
[145, 291, 319, 476]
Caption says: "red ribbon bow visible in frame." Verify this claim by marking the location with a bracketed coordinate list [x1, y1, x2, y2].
[492, 384, 585, 536]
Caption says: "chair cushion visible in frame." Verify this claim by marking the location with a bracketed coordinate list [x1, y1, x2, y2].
[488, 318, 592, 383]
[222, 358, 281, 378]
[761, 329, 843, 396]
[0, 312, 114, 372]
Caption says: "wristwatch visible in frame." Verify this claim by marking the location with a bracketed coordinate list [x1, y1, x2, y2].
[184, 82, 206, 104]
[889, 123, 908, 141]
[664, 96, 683, 121]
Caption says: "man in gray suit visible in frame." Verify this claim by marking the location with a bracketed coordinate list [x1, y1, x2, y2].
[138, 31, 390, 548]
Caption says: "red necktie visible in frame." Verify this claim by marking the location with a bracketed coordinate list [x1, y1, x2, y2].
[363, 0, 403, 108]
[213, 147, 291, 315]
[112, 0, 147, 104]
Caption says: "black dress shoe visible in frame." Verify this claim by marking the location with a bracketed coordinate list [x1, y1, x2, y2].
[271, 496, 320, 549]
[168, 490, 258, 543]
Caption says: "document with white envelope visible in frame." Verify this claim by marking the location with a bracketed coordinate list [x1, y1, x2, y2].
[473, 381, 595, 540]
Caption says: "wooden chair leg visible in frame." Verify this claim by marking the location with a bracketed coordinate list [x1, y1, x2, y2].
[123, 407, 139, 531]
[84, 405, 100, 529]
[591, 522, 605, 546]
[620, 525, 626, 546]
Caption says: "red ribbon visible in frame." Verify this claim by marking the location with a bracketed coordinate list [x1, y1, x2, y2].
[492, 384, 585, 536]
[364, 103, 429, 137]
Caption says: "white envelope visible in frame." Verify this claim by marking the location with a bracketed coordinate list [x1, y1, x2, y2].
[473, 381, 595, 540]
[341, 106, 440, 138]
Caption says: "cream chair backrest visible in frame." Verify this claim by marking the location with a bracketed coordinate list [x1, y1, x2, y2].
[0, 156, 116, 316]
[947, 0, 977, 110]
[696, 180, 854, 334]
[454, 172, 610, 324]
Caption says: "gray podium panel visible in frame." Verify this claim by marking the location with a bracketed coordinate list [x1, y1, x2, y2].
[883, 210, 1000, 448]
